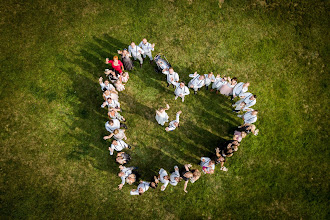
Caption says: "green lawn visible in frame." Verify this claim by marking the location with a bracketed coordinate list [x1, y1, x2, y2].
[1, 0, 329, 219]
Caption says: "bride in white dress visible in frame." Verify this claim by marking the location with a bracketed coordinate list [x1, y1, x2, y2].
[155, 104, 170, 126]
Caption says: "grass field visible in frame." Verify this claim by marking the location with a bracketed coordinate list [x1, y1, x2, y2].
[1, 0, 329, 219]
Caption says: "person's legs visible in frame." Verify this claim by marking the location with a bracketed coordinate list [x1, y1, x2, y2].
[181, 96, 185, 102]
[136, 54, 143, 65]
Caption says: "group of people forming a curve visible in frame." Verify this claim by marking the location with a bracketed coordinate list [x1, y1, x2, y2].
[99, 37, 260, 195]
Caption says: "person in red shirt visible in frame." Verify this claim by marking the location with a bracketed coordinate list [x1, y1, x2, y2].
[106, 56, 124, 74]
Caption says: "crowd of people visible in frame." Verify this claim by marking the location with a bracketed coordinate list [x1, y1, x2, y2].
[99, 38, 259, 195]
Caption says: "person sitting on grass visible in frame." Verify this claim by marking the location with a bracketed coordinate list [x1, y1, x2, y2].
[165, 111, 182, 132]
[188, 72, 205, 94]
[174, 81, 190, 102]
[233, 130, 247, 143]
[204, 72, 216, 90]
[118, 165, 136, 190]
[114, 76, 125, 92]
[130, 176, 159, 195]
[169, 165, 181, 186]
[215, 148, 228, 172]
[200, 157, 215, 174]
[108, 139, 131, 156]
[116, 152, 131, 165]
[105, 119, 127, 133]
[158, 168, 170, 191]
[155, 104, 170, 126]
[108, 108, 125, 122]
[162, 67, 179, 88]
[121, 72, 129, 83]
[99, 77, 116, 92]
[103, 128, 127, 141]
[101, 97, 121, 110]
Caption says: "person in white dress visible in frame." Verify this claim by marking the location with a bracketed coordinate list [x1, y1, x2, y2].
[188, 72, 205, 94]
[121, 72, 129, 83]
[174, 81, 190, 102]
[204, 72, 216, 90]
[155, 104, 170, 126]
[165, 111, 182, 132]
[219, 77, 238, 96]
[114, 77, 125, 92]
[103, 90, 118, 102]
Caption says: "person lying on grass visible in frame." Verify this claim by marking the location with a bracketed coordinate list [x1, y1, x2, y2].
[99, 77, 116, 92]
[116, 152, 131, 165]
[165, 111, 182, 132]
[169, 165, 181, 186]
[105, 119, 127, 133]
[103, 89, 118, 101]
[158, 168, 170, 191]
[215, 148, 228, 172]
[200, 157, 215, 174]
[181, 164, 201, 193]
[108, 140, 131, 156]
[101, 97, 121, 110]
[130, 176, 159, 195]
[108, 108, 125, 122]
[118, 165, 136, 190]
[104, 69, 119, 83]
[104, 129, 127, 141]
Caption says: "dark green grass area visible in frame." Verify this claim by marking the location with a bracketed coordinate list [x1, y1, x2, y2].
[1, 0, 329, 219]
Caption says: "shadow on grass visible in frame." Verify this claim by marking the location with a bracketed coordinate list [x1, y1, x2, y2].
[61, 34, 243, 180]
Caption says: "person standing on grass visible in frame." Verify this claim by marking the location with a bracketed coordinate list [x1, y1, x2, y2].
[158, 168, 170, 191]
[105, 56, 124, 75]
[99, 77, 116, 92]
[173, 81, 190, 102]
[105, 119, 127, 133]
[200, 157, 215, 174]
[188, 72, 205, 94]
[162, 67, 179, 88]
[204, 72, 216, 90]
[155, 104, 170, 126]
[232, 93, 257, 112]
[232, 82, 250, 99]
[170, 166, 181, 186]
[117, 49, 134, 71]
[238, 110, 258, 124]
[219, 77, 238, 96]
[108, 139, 131, 156]
[128, 42, 144, 68]
[118, 165, 136, 190]
[165, 111, 182, 132]
[139, 38, 155, 63]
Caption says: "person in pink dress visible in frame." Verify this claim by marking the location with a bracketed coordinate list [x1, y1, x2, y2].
[219, 77, 238, 96]
[105, 56, 124, 74]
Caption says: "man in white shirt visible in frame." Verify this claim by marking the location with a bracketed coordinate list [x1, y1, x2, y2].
[162, 67, 179, 87]
[101, 97, 121, 110]
[165, 111, 182, 132]
[139, 38, 155, 63]
[233, 94, 257, 112]
[169, 166, 181, 186]
[238, 110, 258, 124]
[232, 82, 250, 99]
[158, 168, 170, 191]
[128, 41, 144, 68]
[105, 119, 127, 133]
[109, 139, 131, 155]
[174, 81, 190, 102]
[204, 72, 216, 90]
[188, 72, 205, 94]
[118, 166, 136, 190]
[99, 77, 115, 92]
